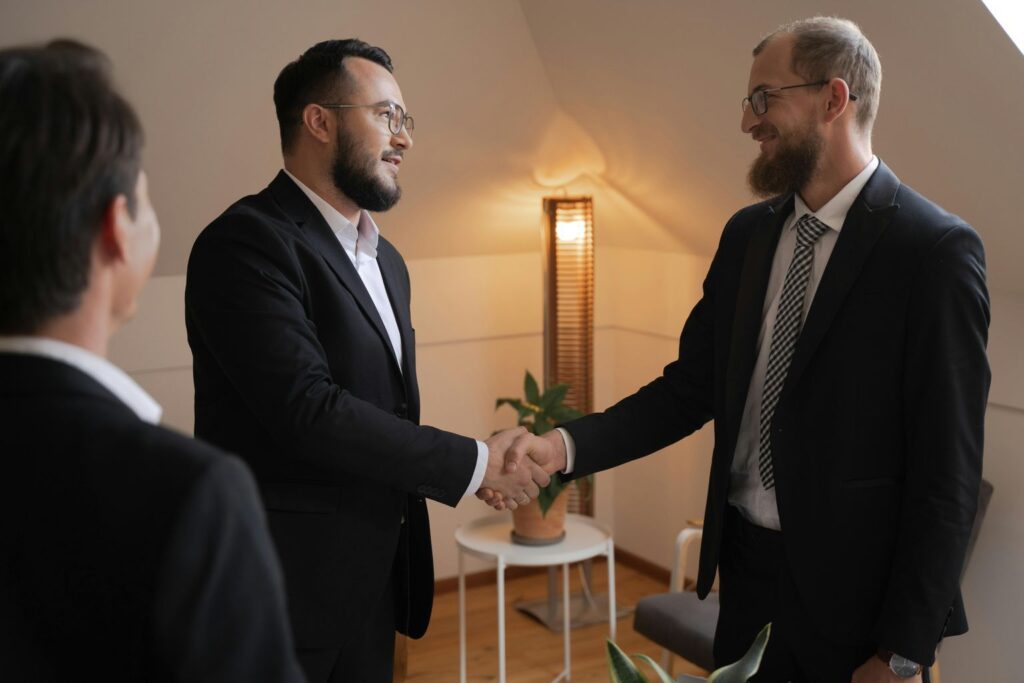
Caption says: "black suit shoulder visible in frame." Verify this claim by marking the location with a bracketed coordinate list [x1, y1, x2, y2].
[0, 356, 303, 682]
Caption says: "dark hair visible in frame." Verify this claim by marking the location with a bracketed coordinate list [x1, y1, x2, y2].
[0, 39, 144, 334]
[273, 39, 393, 153]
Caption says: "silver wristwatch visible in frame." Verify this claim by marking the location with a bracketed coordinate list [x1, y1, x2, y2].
[877, 649, 922, 678]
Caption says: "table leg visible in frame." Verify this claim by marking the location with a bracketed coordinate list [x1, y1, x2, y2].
[607, 540, 617, 641]
[459, 549, 466, 683]
[563, 562, 571, 681]
[498, 557, 506, 683]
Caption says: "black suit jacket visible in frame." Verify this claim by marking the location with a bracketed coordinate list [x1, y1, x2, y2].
[563, 162, 990, 665]
[0, 353, 303, 682]
[185, 172, 478, 650]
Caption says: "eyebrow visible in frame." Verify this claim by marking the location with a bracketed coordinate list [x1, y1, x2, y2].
[749, 83, 772, 94]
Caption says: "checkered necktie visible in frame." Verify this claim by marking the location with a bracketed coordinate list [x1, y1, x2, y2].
[758, 214, 830, 490]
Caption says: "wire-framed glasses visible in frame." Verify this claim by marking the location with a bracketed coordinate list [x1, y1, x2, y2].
[741, 80, 858, 116]
[319, 100, 415, 135]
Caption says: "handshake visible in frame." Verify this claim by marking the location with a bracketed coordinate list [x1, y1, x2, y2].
[477, 427, 567, 511]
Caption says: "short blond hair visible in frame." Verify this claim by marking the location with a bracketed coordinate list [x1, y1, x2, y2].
[755, 17, 882, 131]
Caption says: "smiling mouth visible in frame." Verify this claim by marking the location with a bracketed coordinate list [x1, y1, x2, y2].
[382, 155, 402, 169]
[755, 134, 777, 152]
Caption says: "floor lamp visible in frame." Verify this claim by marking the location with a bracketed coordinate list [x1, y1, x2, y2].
[515, 196, 631, 630]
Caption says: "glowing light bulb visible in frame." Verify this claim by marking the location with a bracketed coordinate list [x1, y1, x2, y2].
[555, 219, 586, 243]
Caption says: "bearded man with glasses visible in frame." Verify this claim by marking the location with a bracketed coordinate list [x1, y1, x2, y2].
[516, 16, 989, 683]
[185, 39, 558, 682]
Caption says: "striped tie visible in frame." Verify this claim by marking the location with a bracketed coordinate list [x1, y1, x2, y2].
[758, 214, 830, 490]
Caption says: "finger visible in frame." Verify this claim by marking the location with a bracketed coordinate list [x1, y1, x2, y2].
[527, 461, 551, 488]
[476, 488, 493, 501]
[524, 479, 540, 500]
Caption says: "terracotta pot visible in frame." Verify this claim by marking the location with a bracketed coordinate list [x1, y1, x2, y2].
[511, 487, 569, 544]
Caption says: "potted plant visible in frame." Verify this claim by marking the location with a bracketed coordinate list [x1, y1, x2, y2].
[606, 623, 770, 682]
[496, 370, 590, 544]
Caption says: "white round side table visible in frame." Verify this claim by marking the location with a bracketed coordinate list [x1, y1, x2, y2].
[455, 513, 617, 683]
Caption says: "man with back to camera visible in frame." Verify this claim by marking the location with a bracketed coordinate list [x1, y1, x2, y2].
[0, 40, 305, 681]
[184, 39, 557, 681]
[505, 16, 990, 682]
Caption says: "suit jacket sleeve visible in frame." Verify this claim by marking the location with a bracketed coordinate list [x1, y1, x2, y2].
[186, 215, 478, 506]
[874, 224, 990, 664]
[153, 456, 306, 682]
[562, 221, 729, 477]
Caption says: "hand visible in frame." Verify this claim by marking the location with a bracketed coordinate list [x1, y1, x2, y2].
[851, 655, 921, 683]
[477, 429, 568, 510]
[478, 428, 552, 511]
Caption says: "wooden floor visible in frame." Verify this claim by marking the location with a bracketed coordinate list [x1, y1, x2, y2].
[404, 560, 708, 682]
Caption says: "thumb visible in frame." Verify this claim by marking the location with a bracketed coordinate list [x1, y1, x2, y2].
[504, 440, 525, 473]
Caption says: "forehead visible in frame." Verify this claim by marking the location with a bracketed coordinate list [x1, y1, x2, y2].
[747, 33, 799, 92]
[342, 56, 405, 106]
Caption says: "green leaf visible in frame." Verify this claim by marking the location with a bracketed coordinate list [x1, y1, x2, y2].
[539, 383, 569, 412]
[707, 623, 770, 683]
[495, 397, 535, 424]
[633, 654, 677, 683]
[549, 405, 584, 423]
[536, 478, 565, 516]
[533, 416, 554, 435]
[606, 639, 648, 683]
[524, 370, 541, 406]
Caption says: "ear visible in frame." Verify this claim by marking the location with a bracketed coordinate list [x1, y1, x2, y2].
[823, 77, 852, 124]
[302, 103, 333, 145]
[97, 194, 131, 265]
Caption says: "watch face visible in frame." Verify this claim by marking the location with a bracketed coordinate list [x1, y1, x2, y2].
[889, 654, 921, 678]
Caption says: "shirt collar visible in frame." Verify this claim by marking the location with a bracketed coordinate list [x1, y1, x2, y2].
[792, 155, 880, 233]
[283, 169, 380, 259]
[0, 336, 162, 424]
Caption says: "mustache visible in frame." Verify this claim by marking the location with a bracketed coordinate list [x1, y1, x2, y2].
[751, 122, 778, 140]
[381, 149, 404, 160]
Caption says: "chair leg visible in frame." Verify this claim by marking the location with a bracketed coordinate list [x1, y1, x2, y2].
[659, 648, 674, 675]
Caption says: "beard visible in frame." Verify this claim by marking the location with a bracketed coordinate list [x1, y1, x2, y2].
[747, 120, 824, 198]
[330, 126, 402, 212]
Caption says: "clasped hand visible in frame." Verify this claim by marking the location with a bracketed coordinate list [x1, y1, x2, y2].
[477, 428, 566, 511]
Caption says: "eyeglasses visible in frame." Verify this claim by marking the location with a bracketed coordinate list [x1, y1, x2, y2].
[318, 100, 415, 135]
[741, 80, 858, 116]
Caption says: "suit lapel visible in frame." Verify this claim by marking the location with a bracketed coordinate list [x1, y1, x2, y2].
[376, 241, 415, 378]
[724, 196, 791, 445]
[267, 172, 402, 374]
[782, 161, 901, 398]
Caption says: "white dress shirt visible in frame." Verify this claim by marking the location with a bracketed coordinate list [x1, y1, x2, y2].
[730, 155, 879, 529]
[0, 335, 162, 424]
[284, 170, 488, 498]
[558, 157, 880, 524]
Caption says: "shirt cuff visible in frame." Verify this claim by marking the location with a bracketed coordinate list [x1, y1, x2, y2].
[555, 427, 576, 474]
[461, 439, 489, 498]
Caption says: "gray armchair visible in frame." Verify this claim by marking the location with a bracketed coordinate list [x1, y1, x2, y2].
[633, 522, 715, 674]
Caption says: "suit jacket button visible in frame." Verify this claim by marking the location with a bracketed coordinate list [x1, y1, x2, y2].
[394, 403, 408, 418]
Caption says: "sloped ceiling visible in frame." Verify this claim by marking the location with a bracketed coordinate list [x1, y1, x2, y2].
[2, 0, 1021, 293]
[520, 0, 1024, 294]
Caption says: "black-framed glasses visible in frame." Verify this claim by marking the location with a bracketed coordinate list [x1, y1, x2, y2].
[741, 80, 858, 116]
[319, 100, 415, 135]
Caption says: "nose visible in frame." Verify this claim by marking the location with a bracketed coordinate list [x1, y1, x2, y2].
[740, 104, 758, 134]
[392, 126, 413, 150]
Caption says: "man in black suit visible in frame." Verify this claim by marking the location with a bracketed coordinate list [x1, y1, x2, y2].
[517, 17, 989, 682]
[185, 39, 554, 682]
[0, 41, 305, 681]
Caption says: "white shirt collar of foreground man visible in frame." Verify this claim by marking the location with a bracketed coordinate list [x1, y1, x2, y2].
[0, 335, 162, 424]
